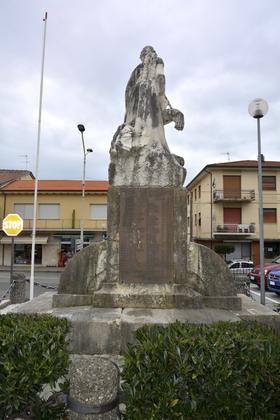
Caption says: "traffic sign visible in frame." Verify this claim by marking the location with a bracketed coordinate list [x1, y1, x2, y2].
[75, 238, 83, 252]
[2, 213, 23, 236]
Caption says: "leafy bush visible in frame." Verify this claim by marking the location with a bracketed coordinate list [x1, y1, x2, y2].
[122, 321, 280, 419]
[0, 313, 69, 418]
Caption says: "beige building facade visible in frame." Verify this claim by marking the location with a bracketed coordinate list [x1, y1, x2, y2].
[186, 160, 280, 264]
[0, 179, 108, 267]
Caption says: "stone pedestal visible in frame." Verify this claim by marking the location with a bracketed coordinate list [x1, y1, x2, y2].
[68, 355, 119, 419]
[10, 273, 26, 304]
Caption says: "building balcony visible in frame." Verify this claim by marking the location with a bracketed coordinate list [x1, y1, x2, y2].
[213, 223, 255, 236]
[1, 218, 107, 232]
[213, 189, 255, 202]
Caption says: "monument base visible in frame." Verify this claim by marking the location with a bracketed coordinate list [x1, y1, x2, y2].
[92, 283, 242, 310]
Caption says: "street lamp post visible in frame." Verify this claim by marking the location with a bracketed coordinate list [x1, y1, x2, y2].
[248, 98, 269, 306]
[77, 124, 93, 247]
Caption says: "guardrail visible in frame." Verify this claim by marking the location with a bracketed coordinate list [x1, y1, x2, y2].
[214, 223, 255, 234]
[213, 189, 255, 201]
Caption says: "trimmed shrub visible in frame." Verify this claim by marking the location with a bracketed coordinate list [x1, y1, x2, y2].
[0, 313, 69, 418]
[122, 321, 280, 419]
[214, 244, 235, 256]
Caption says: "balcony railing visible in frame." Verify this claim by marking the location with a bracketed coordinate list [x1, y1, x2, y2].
[0, 218, 107, 231]
[213, 189, 255, 202]
[213, 223, 255, 235]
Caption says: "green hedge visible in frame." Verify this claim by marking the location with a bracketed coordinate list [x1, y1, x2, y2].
[0, 313, 69, 418]
[122, 321, 280, 419]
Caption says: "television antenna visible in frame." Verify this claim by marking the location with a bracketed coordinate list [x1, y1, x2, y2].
[221, 152, 230, 161]
[19, 154, 30, 170]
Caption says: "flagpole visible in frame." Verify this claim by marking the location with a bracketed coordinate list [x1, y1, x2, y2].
[30, 12, 48, 300]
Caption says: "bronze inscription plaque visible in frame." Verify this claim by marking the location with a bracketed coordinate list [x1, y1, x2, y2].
[120, 188, 174, 283]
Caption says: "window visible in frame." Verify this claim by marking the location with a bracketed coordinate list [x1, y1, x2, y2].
[264, 242, 280, 258]
[198, 185, 201, 199]
[39, 204, 60, 219]
[262, 176, 276, 190]
[230, 262, 240, 269]
[90, 204, 107, 219]
[14, 203, 33, 219]
[194, 214, 197, 226]
[15, 244, 42, 265]
[194, 189, 197, 200]
[263, 208, 277, 223]
[198, 212, 201, 226]
[241, 262, 254, 269]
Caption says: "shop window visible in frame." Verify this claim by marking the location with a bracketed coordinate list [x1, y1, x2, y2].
[14, 244, 42, 264]
[39, 204, 60, 219]
[263, 208, 277, 223]
[264, 242, 280, 258]
[14, 203, 33, 219]
[90, 204, 107, 219]
[262, 176, 276, 190]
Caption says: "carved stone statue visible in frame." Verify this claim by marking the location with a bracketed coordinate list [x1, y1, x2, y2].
[109, 46, 186, 187]
[53, 46, 240, 314]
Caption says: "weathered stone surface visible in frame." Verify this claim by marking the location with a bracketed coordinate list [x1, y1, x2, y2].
[57, 240, 108, 295]
[69, 355, 119, 419]
[93, 283, 241, 310]
[4, 293, 279, 355]
[53, 46, 240, 312]
[10, 273, 26, 304]
[66, 308, 122, 355]
[109, 46, 186, 187]
[54, 238, 240, 309]
[119, 187, 174, 283]
[53, 294, 93, 307]
[109, 143, 186, 187]
[186, 242, 237, 296]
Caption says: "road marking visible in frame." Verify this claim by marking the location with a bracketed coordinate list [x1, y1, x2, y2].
[250, 289, 280, 304]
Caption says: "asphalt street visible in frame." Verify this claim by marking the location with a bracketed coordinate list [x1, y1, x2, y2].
[0, 271, 60, 300]
[250, 283, 280, 311]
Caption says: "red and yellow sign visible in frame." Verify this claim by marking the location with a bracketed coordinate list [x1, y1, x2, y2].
[2, 213, 23, 236]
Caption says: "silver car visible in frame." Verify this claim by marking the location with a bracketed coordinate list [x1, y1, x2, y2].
[227, 260, 254, 274]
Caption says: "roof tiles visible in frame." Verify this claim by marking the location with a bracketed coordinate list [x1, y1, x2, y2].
[2, 179, 108, 192]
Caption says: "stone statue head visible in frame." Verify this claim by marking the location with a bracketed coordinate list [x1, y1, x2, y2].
[140, 46, 157, 65]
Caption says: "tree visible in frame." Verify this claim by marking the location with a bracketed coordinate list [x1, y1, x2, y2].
[214, 244, 235, 260]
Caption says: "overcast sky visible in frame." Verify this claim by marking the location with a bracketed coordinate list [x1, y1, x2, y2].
[0, 0, 279, 184]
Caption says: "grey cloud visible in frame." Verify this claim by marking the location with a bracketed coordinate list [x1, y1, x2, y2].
[0, 0, 279, 183]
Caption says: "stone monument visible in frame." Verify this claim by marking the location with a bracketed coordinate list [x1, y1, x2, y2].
[53, 46, 241, 311]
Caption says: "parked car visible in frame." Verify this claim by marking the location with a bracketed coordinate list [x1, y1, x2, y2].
[249, 256, 280, 288]
[227, 260, 254, 274]
[267, 267, 280, 295]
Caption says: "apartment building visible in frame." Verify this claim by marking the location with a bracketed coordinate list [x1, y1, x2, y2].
[186, 160, 280, 264]
[0, 179, 108, 267]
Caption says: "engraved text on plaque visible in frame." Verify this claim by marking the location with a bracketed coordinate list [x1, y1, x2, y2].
[120, 188, 174, 283]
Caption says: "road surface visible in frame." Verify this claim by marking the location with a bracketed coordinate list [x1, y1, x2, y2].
[0, 271, 60, 301]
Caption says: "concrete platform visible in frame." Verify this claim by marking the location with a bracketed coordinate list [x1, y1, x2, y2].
[1, 292, 279, 354]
